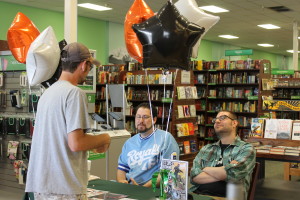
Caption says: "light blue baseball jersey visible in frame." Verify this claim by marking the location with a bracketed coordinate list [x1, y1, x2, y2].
[118, 129, 179, 185]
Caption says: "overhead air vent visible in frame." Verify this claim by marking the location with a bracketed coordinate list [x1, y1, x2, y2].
[268, 6, 292, 12]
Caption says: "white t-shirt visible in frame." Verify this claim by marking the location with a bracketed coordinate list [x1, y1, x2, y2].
[25, 80, 90, 194]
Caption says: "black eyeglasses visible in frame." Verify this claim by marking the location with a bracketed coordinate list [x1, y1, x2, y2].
[86, 61, 93, 71]
[135, 115, 151, 120]
[212, 115, 236, 123]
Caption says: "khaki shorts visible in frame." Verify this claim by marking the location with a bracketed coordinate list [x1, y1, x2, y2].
[34, 193, 87, 200]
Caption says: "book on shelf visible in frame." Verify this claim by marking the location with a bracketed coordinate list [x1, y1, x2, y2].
[189, 105, 196, 117]
[183, 105, 190, 117]
[176, 123, 189, 137]
[183, 141, 191, 154]
[177, 105, 184, 119]
[181, 70, 191, 84]
[185, 86, 193, 99]
[292, 120, 300, 140]
[190, 140, 197, 152]
[178, 142, 184, 155]
[276, 119, 293, 139]
[177, 86, 186, 100]
[197, 74, 205, 84]
[264, 119, 278, 139]
[250, 118, 265, 138]
[191, 86, 198, 99]
[187, 122, 195, 135]
[176, 124, 185, 137]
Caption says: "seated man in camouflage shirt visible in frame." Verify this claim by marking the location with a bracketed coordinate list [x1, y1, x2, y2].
[190, 111, 256, 199]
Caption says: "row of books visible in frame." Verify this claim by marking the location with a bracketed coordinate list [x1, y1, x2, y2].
[126, 72, 174, 84]
[177, 86, 198, 100]
[254, 145, 300, 156]
[177, 105, 196, 119]
[209, 88, 257, 99]
[98, 65, 124, 72]
[209, 73, 257, 84]
[127, 87, 172, 101]
[176, 122, 195, 137]
[97, 71, 120, 84]
[178, 140, 198, 155]
[274, 78, 300, 87]
[126, 106, 172, 118]
[250, 118, 300, 140]
[95, 101, 107, 115]
[197, 87, 206, 98]
[195, 100, 206, 111]
[192, 59, 260, 70]
[207, 101, 257, 113]
[273, 88, 300, 99]
[96, 86, 106, 100]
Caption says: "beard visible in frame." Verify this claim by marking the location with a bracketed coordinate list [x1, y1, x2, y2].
[137, 124, 154, 134]
[214, 126, 232, 139]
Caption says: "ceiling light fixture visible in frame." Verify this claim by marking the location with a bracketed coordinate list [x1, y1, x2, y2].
[199, 6, 229, 13]
[218, 35, 239, 39]
[257, 44, 274, 47]
[78, 3, 112, 11]
[287, 50, 300, 53]
[257, 24, 280, 29]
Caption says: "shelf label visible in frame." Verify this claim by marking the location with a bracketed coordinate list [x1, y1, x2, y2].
[271, 69, 294, 75]
[207, 110, 216, 113]
[161, 98, 172, 103]
[225, 49, 253, 56]
[291, 96, 300, 100]
[248, 96, 258, 100]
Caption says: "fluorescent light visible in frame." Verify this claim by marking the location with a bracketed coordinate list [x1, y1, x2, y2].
[199, 6, 229, 13]
[78, 3, 112, 11]
[287, 50, 300, 53]
[219, 35, 239, 39]
[257, 43, 274, 47]
[257, 24, 280, 29]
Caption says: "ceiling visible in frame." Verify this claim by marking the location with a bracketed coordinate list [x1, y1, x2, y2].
[1, 0, 300, 56]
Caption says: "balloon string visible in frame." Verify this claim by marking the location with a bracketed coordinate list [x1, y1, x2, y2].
[162, 77, 166, 125]
[144, 69, 157, 146]
[165, 69, 177, 134]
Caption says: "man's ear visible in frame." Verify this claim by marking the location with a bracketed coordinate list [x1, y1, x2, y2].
[153, 116, 157, 124]
[80, 61, 87, 72]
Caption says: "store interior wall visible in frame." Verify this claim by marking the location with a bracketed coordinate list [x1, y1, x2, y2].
[0, 1, 298, 69]
[0, 1, 108, 64]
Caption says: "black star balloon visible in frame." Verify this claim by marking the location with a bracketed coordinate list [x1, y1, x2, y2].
[132, 1, 205, 70]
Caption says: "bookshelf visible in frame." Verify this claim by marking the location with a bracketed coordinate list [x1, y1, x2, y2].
[193, 59, 271, 142]
[124, 70, 175, 134]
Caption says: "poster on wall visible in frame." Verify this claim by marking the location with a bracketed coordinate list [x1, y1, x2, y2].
[0, 51, 26, 71]
[77, 49, 96, 93]
[263, 100, 300, 111]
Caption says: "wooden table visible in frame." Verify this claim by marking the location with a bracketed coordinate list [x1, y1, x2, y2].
[246, 138, 300, 179]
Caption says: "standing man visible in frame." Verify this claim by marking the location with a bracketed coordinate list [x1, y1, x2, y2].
[26, 42, 111, 200]
[117, 103, 179, 187]
[190, 111, 255, 199]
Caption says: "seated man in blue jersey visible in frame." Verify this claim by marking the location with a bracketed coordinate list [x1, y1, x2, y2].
[117, 102, 179, 187]
[190, 111, 256, 199]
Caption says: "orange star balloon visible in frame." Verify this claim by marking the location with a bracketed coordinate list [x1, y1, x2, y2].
[7, 12, 40, 63]
[124, 0, 154, 63]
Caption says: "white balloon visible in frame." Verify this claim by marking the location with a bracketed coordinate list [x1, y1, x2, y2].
[26, 26, 60, 86]
[175, 0, 220, 58]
